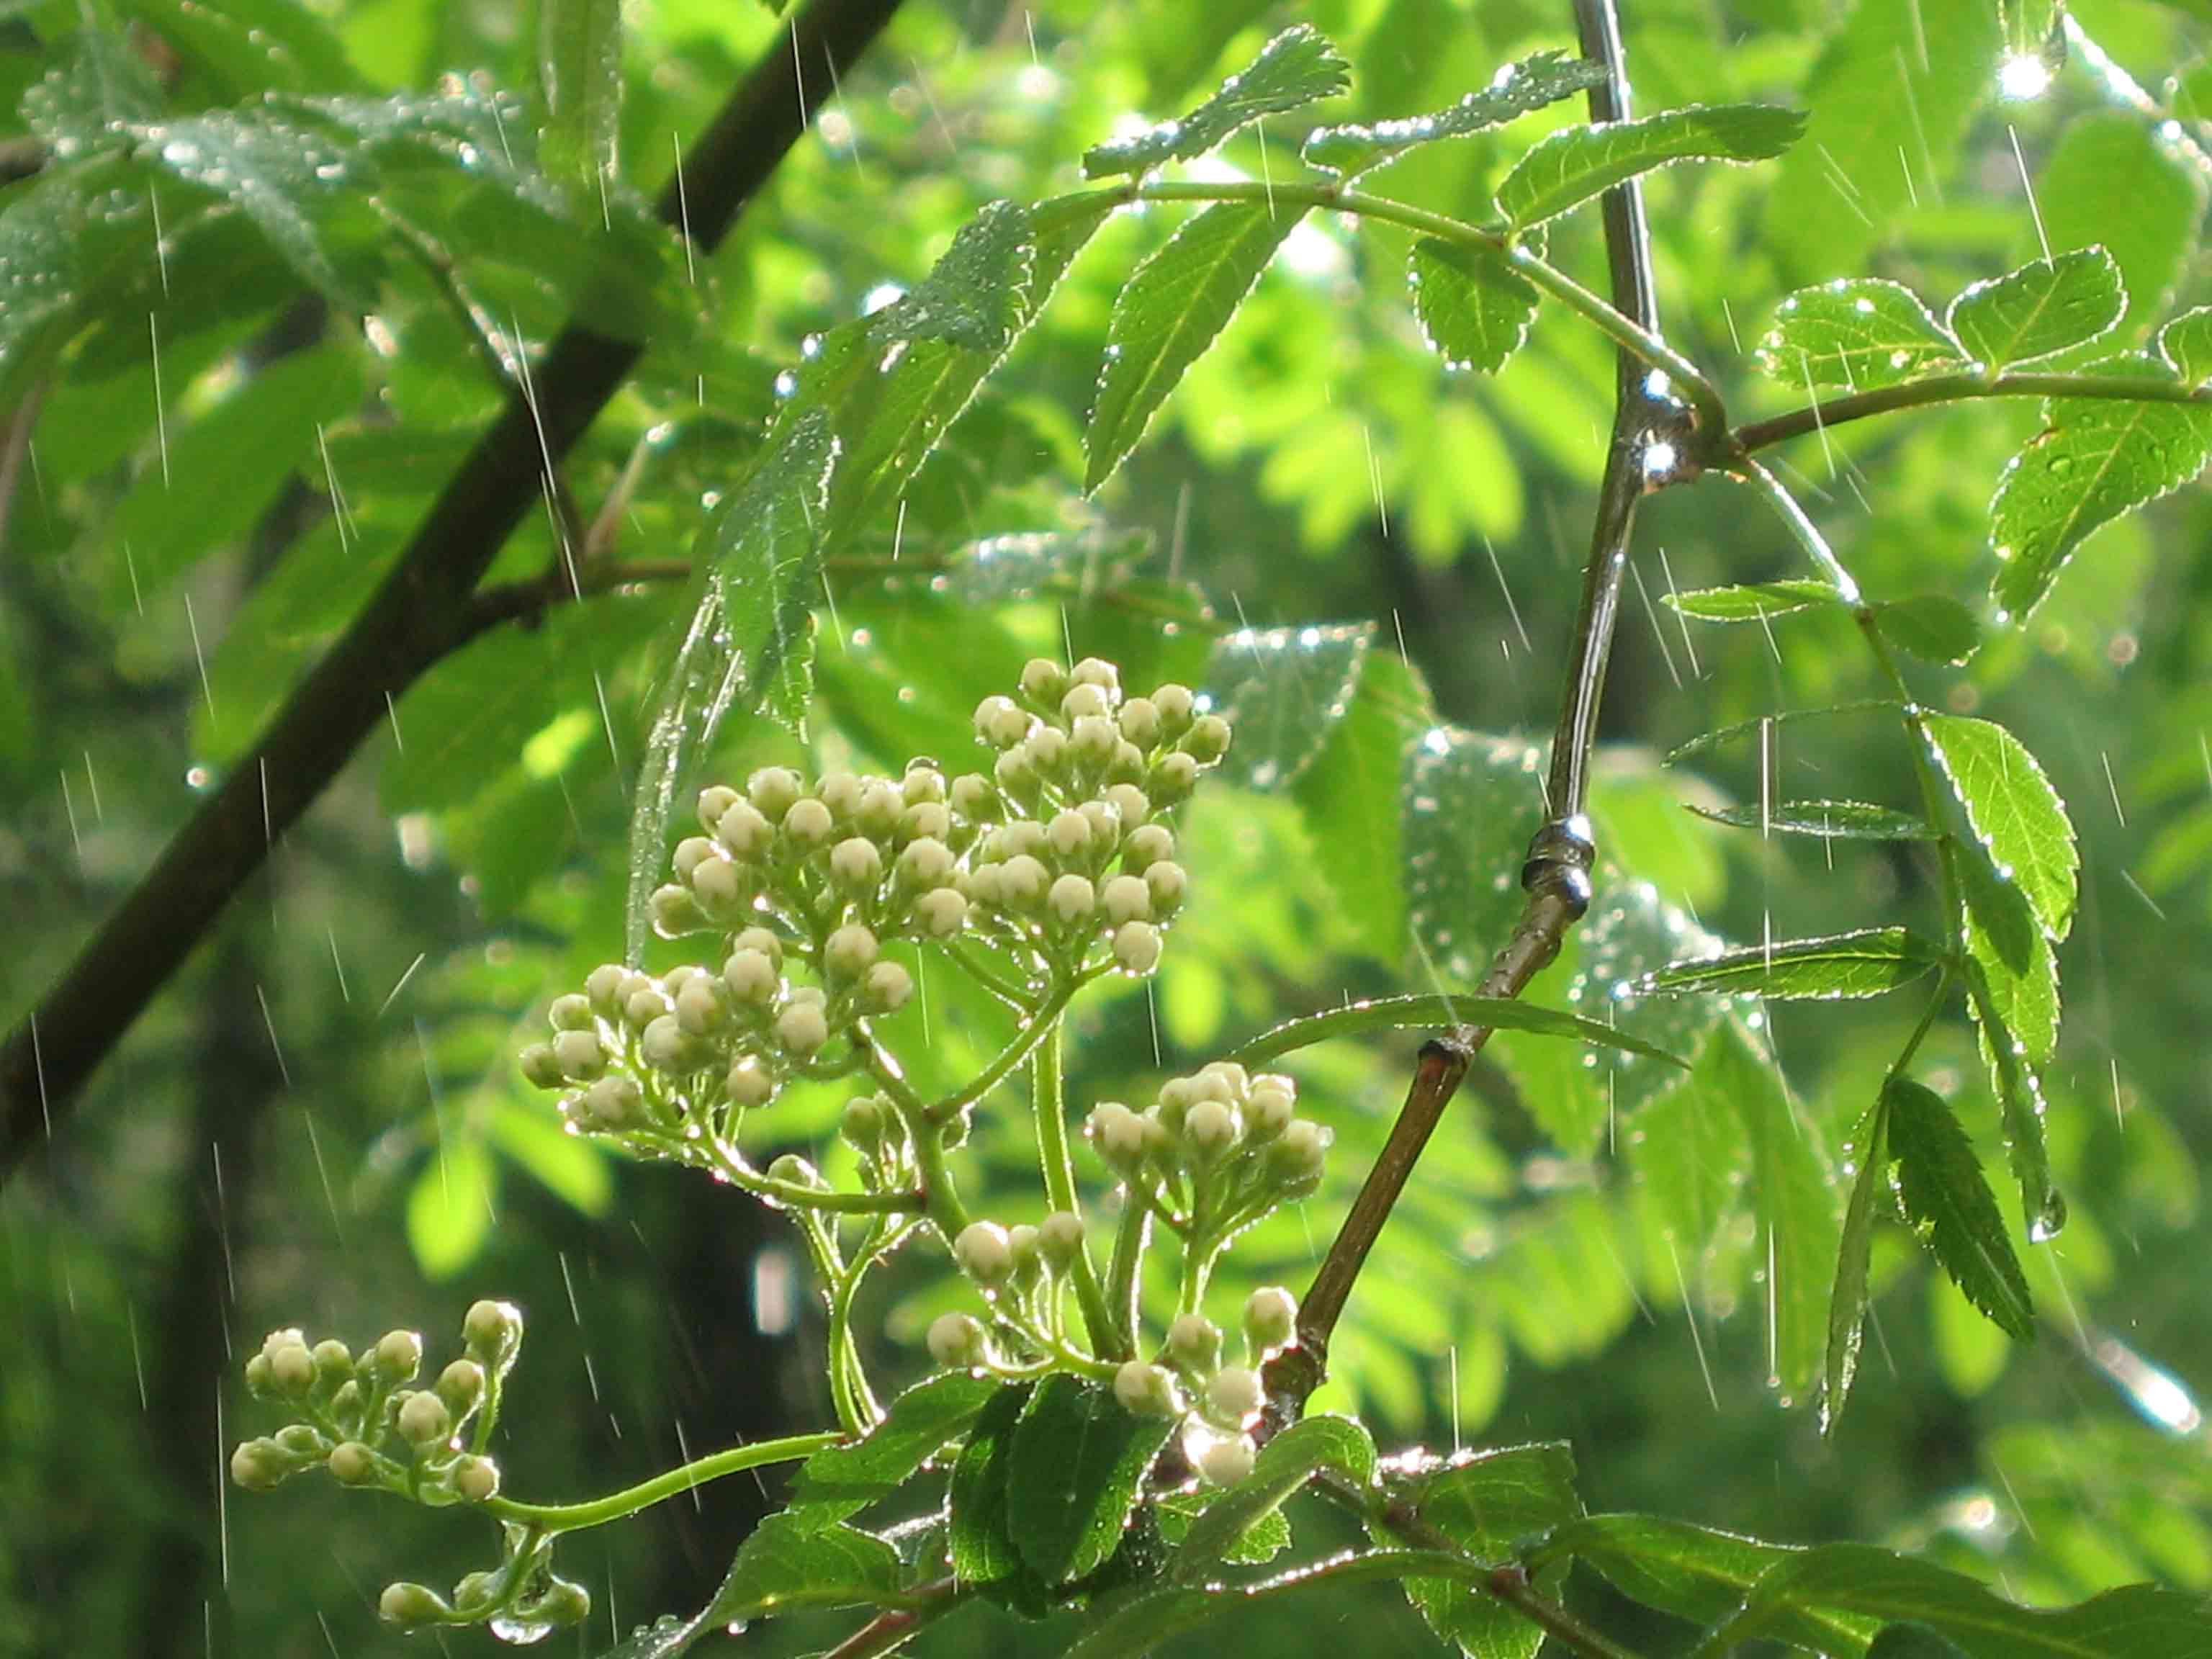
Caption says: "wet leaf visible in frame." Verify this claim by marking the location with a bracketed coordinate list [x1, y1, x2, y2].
[1401, 726, 1547, 983]
[1954, 834, 2059, 1066]
[1228, 992, 1689, 1069]
[704, 1513, 901, 1629]
[1872, 595, 1982, 665]
[1204, 621, 1371, 791]
[538, 0, 624, 200]
[1084, 200, 1306, 493]
[1962, 966, 2062, 1245]
[791, 1370, 997, 1524]
[1755, 280, 1966, 390]
[1292, 648, 1433, 966]
[1380, 1443, 1580, 1659]
[1496, 104, 1805, 229]
[1688, 799, 1935, 841]
[1171, 1415, 1373, 1575]
[1921, 714, 2078, 942]
[1407, 236, 1539, 375]
[1663, 579, 1846, 622]
[1007, 1375, 1174, 1585]
[22, 30, 161, 159]
[1946, 248, 2126, 369]
[1303, 50, 1606, 176]
[2161, 306, 2212, 385]
[1822, 1092, 1889, 1434]
[1639, 929, 1947, 1001]
[2038, 113, 2204, 341]
[1884, 1076, 2035, 1341]
[948, 1384, 1053, 1615]
[1665, 700, 1902, 765]
[1082, 24, 1349, 178]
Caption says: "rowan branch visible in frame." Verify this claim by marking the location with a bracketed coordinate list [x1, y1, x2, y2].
[0, 0, 909, 1179]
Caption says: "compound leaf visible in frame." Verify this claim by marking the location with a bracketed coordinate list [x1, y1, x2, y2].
[1082, 24, 1349, 178]
[1638, 929, 1946, 1001]
[1755, 279, 1965, 390]
[1303, 50, 1606, 176]
[1920, 715, 2078, 943]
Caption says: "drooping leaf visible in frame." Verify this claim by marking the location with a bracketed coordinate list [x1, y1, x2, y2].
[1204, 621, 1372, 791]
[22, 30, 163, 159]
[704, 1513, 901, 1628]
[1663, 580, 1846, 622]
[1946, 248, 2126, 369]
[1228, 991, 1690, 1070]
[1872, 595, 1982, 665]
[1084, 200, 1306, 493]
[1638, 929, 1946, 1001]
[1884, 1076, 2036, 1341]
[1964, 968, 2064, 1246]
[947, 1384, 1053, 1616]
[1377, 1443, 1580, 1659]
[1495, 103, 1805, 229]
[1920, 714, 2078, 942]
[624, 412, 836, 961]
[1172, 1415, 1373, 1575]
[1082, 24, 1349, 178]
[1988, 354, 2212, 624]
[1953, 831, 2060, 1067]
[1006, 1375, 1174, 1585]
[1688, 800, 1935, 841]
[1822, 1093, 1890, 1434]
[791, 1371, 998, 1524]
[1407, 236, 1540, 375]
[1755, 280, 1966, 391]
[1303, 50, 1606, 176]
[538, 0, 625, 200]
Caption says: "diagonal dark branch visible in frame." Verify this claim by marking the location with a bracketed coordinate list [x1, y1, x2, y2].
[1266, 0, 1676, 1426]
[0, 0, 908, 1181]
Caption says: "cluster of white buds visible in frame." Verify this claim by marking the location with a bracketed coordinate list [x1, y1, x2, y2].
[377, 1560, 588, 1637]
[1085, 1062, 1330, 1213]
[1112, 1285, 1302, 1486]
[921, 1210, 1087, 1372]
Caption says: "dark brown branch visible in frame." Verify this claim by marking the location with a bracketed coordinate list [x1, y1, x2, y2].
[0, 0, 909, 1180]
[1267, 0, 1668, 1426]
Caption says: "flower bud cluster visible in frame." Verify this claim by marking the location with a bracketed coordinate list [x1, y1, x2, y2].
[1085, 1063, 1330, 1213]
[231, 1300, 523, 1516]
[1112, 1284, 1302, 1487]
[379, 1558, 589, 1637]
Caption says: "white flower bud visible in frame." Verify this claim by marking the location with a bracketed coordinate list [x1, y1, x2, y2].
[1184, 1099, 1239, 1159]
[269, 1340, 315, 1394]
[583, 1075, 641, 1129]
[897, 837, 955, 888]
[1126, 824, 1174, 869]
[840, 1094, 884, 1151]
[783, 796, 834, 847]
[1088, 1102, 1146, 1168]
[436, 1359, 485, 1413]
[672, 836, 718, 881]
[975, 696, 1030, 750]
[1070, 714, 1118, 761]
[1037, 1210, 1086, 1269]
[1079, 800, 1120, 841]
[463, 1300, 522, 1359]
[1024, 725, 1069, 775]
[1020, 657, 1066, 703]
[927, 1312, 987, 1369]
[1061, 681, 1112, 721]
[1166, 1314, 1222, 1370]
[396, 1390, 451, 1447]
[374, 1329, 424, 1380]
[899, 801, 952, 844]
[954, 1220, 1015, 1287]
[1071, 657, 1120, 694]
[309, 1339, 352, 1382]
[693, 856, 747, 913]
[817, 772, 864, 820]
[651, 884, 709, 937]
[1117, 698, 1160, 748]
[1047, 809, 1092, 858]
[697, 783, 741, 830]
[997, 854, 1048, 912]
[725, 1055, 775, 1107]
[719, 948, 777, 1007]
[948, 773, 996, 817]
[830, 837, 884, 891]
[520, 1043, 565, 1090]
[619, 989, 665, 1033]
[1114, 1359, 1183, 1418]
[863, 961, 914, 1013]
[768, 1152, 824, 1188]
[776, 999, 830, 1056]
[547, 994, 595, 1033]
[1112, 920, 1162, 976]
[903, 765, 948, 805]
[1109, 739, 1148, 782]
[1268, 1119, 1330, 1187]
[999, 819, 1047, 858]
[1152, 683, 1195, 734]
[1100, 874, 1151, 925]
[676, 977, 728, 1035]
[1151, 750, 1200, 801]
[328, 1441, 377, 1485]
[856, 780, 903, 836]
[1184, 714, 1232, 763]
[1206, 1367, 1265, 1424]
[378, 1582, 451, 1629]
[451, 1455, 500, 1503]
[913, 886, 969, 938]
[230, 1439, 285, 1491]
[1102, 783, 1151, 829]
[1007, 1225, 1040, 1280]
[1048, 873, 1097, 925]
[642, 1015, 697, 1072]
[994, 747, 1037, 794]
[1145, 860, 1189, 916]
[552, 1030, 604, 1080]
[824, 923, 880, 981]
[1202, 1061, 1249, 1097]
[1198, 1434, 1256, 1488]
[1244, 1287, 1298, 1352]
[716, 799, 774, 859]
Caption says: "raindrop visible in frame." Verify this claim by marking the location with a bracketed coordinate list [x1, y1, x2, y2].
[2028, 1187, 2067, 1242]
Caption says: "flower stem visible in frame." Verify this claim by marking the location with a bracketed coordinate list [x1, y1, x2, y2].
[1032, 1020, 1120, 1355]
[483, 1430, 840, 1534]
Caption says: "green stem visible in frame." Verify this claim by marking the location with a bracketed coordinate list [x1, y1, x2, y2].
[1105, 1187, 1151, 1351]
[1127, 178, 1726, 433]
[942, 940, 1041, 1012]
[1889, 967, 1954, 1078]
[859, 1031, 974, 1241]
[1730, 460, 1861, 602]
[1031, 1021, 1120, 1355]
[926, 979, 1077, 1124]
[1732, 369, 2212, 455]
[482, 1430, 840, 1534]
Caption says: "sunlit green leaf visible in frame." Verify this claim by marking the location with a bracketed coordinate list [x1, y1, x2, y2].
[1920, 714, 2079, 942]
[1407, 236, 1539, 375]
[1640, 929, 1946, 1001]
[1755, 280, 1965, 391]
[1082, 24, 1349, 178]
[1963, 969, 2063, 1245]
[1954, 832, 2060, 1066]
[2162, 306, 2212, 385]
[1495, 104, 1805, 229]
[1303, 50, 1606, 176]
[1401, 726, 1545, 983]
[22, 30, 161, 158]
[1663, 580, 1845, 622]
[1205, 621, 1371, 791]
[2038, 113, 2205, 341]
[1381, 1443, 1580, 1659]
[704, 1513, 900, 1628]
[1946, 248, 2126, 370]
[1293, 648, 1432, 966]
[1688, 800, 1936, 841]
[1007, 1375, 1174, 1584]
[1873, 595, 1982, 665]
[1665, 700, 1902, 765]
[1172, 1415, 1373, 1575]
[1884, 1076, 2035, 1341]
[792, 1372, 997, 1524]
[1822, 1093, 1890, 1434]
[948, 1384, 1052, 1616]
[538, 0, 624, 200]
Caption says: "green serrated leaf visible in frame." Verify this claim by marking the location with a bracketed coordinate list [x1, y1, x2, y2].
[1380, 1443, 1580, 1659]
[1822, 1093, 1890, 1434]
[704, 1513, 900, 1628]
[1920, 714, 2078, 942]
[1873, 595, 1982, 665]
[1988, 353, 2212, 623]
[1964, 969, 2064, 1246]
[1082, 24, 1349, 178]
[1495, 103, 1805, 229]
[1205, 621, 1372, 791]
[1954, 831, 2059, 1067]
[1688, 799, 1936, 841]
[873, 199, 1036, 356]
[1665, 700, 1902, 766]
[1303, 50, 1606, 176]
[1172, 1415, 1373, 1575]
[792, 1371, 998, 1524]
[1156, 1493, 1292, 1566]
[1755, 280, 1966, 391]
[1402, 726, 1546, 982]
[1407, 236, 1540, 375]
[22, 30, 163, 157]
[947, 1383, 1053, 1616]
[1292, 647, 1432, 966]
[1884, 1077, 2035, 1341]
[2162, 306, 2212, 385]
[1663, 580, 1846, 622]
[1084, 200, 1305, 493]
[1228, 992, 1689, 1069]
[1640, 929, 1946, 1001]
[1946, 248, 2126, 369]
[2039, 113, 2205, 341]
[1007, 1375, 1174, 1585]
[539, 0, 624, 200]
[624, 412, 836, 961]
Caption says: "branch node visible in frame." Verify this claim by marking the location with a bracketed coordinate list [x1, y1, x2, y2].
[1518, 814, 1596, 920]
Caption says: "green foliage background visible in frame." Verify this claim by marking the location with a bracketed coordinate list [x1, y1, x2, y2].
[2, 0, 2211, 1653]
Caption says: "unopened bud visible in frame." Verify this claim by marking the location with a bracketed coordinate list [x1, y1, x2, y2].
[1049, 873, 1097, 925]
[1183, 714, 1232, 763]
[1113, 1359, 1182, 1418]
[1112, 920, 1162, 976]
[1071, 657, 1120, 694]
[1126, 824, 1174, 869]
[1244, 1286, 1298, 1352]
[725, 1055, 775, 1108]
[775, 999, 830, 1056]
[783, 796, 834, 847]
[451, 1455, 500, 1503]
[897, 837, 955, 888]
[1070, 714, 1118, 761]
[1047, 809, 1092, 858]
[1020, 658, 1067, 703]
[650, 884, 709, 937]
[1151, 751, 1200, 802]
[734, 926, 784, 968]
[519, 1043, 565, 1090]
[1206, 1367, 1265, 1424]
[396, 1390, 451, 1447]
[690, 855, 745, 912]
[768, 1153, 823, 1189]
[548, 994, 595, 1033]
[1166, 1314, 1222, 1370]
[997, 854, 1048, 912]
[328, 1441, 378, 1485]
[312, 1339, 354, 1381]
[1037, 1210, 1085, 1269]
[1145, 861, 1189, 915]
[976, 696, 1030, 750]
[374, 1329, 424, 1381]
[747, 767, 804, 821]
[378, 1582, 451, 1629]
[824, 924, 880, 981]
[1088, 1102, 1147, 1169]
[436, 1359, 485, 1413]
[269, 1341, 314, 1394]
[722, 948, 780, 1007]
[926, 1312, 987, 1369]
[1246, 1078, 1295, 1138]
[914, 887, 968, 938]
[1152, 683, 1195, 735]
[1184, 1099, 1239, 1159]
[830, 837, 884, 891]
[955, 1220, 1015, 1287]
[840, 1095, 884, 1151]
[642, 1015, 696, 1074]
[671, 836, 718, 881]
[949, 773, 996, 818]
[584, 964, 627, 1015]
[1100, 874, 1151, 925]
[230, 1439, 286, 1491]
[697, 785, 741, 831]
[553, 1029, 606, 1082]
[1198, 1434, 1256, 1488]
[863, 961, 914, 1014]
[463, 1300, 523, 1362]
[902, 765, 948, 805]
